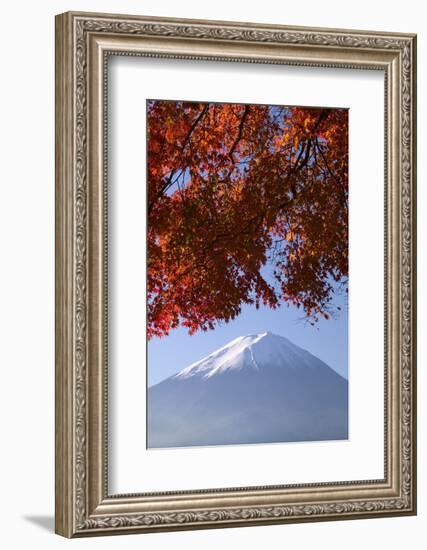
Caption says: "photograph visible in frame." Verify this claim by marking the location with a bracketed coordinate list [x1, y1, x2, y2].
[146, 100, 349, 448]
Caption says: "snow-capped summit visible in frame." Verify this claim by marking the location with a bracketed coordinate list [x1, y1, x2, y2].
[148, 332, 348, 449]
[174, 331, 322, 380]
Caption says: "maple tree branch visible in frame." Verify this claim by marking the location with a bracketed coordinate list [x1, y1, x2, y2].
[148, 168, 179, 213]
[314, 137, 340, 182]
[182, 104, 209, 149]
[229, 106, 250, 158]
[314, 137, 348, 209]
[297, 139, 312, 170]
[313, 109, 329, 131]
[174, 113, 331, 254]
[290, 109, 328, 173]
[148, 105, 209, 213]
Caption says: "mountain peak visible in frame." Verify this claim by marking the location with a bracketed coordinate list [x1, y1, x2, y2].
[148, 331, 348, 448]
[173, 331, 311, 381]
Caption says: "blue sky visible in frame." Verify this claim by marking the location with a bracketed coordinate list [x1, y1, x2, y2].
[147, 288, 348, 386]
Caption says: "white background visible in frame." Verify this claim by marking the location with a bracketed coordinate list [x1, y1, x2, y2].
[0, 1, 424, 548]
[110, 58, 384, 493]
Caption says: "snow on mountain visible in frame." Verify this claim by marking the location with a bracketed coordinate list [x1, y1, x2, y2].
[174, 331, 328, 379]
[148, 332, 348, 448]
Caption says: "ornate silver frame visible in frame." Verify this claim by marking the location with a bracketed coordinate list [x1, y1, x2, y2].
[55, 11, 417, 537]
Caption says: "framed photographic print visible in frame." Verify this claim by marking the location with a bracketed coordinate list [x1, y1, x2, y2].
[55, 11, 417, 537]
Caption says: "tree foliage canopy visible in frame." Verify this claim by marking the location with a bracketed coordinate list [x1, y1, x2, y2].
[147, 100, 348, 339]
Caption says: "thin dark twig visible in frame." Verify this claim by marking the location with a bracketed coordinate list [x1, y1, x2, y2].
[148, 105, 209, 213]
[229, 106, 250, 158]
